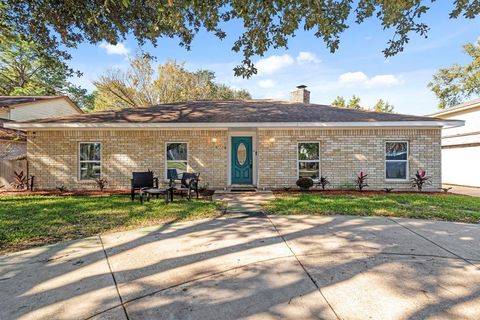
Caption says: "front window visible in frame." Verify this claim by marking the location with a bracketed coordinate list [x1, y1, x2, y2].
[385, 142, 408, 180]
[79, 142, 101, 180]
[298, 142, 320, 180]
[166, 143, 188, 175]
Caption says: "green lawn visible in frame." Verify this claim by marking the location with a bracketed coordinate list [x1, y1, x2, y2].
[0, 195, 222, 253]
[264, 193, 480, 223]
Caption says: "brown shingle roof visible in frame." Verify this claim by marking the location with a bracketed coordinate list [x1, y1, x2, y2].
[27, 100, 442, 124]
[0, 96, 64, 108]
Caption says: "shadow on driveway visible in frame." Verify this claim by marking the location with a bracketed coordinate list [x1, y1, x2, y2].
[1, 214, 479, 319]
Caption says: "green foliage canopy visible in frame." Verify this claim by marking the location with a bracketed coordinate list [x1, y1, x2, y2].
[0, 32, 93, 109]
[347, 95, 362, 110]
[373, 99, 394, 113]
[331, 95, 395, 112]
[331, 96, 346, 108]
[429, 40, 480, 109]
[3, 1, 479, 78]
[0, 34, 74, 95]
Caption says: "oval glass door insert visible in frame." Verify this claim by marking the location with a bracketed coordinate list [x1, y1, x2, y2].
[237, 143, 247, 165]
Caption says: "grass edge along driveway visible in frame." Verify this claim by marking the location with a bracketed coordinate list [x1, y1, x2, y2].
[264, 193, 480, 224]
[0, 195, 223, 254]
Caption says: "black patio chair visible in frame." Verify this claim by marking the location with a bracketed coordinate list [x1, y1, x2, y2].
[167, 169, 200, 200]
[167, 168, 179, 183]
[131, 171, 158, 201]
[181, 172, 200, 200]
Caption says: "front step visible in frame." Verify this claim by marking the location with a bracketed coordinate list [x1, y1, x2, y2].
[228, 184, 257, 192]
[229, 187, 257, 192]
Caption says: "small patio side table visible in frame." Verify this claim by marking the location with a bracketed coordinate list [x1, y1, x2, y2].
[139, 187, 174, 204]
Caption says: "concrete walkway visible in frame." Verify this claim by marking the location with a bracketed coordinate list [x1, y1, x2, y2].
[444, 184, 480, 197]
[1, 203, 480, 319]
[213, 191, 275, 215]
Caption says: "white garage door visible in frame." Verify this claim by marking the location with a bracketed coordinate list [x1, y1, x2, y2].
[442, 146, 480, 187]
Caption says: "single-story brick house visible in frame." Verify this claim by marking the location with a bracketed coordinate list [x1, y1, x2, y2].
[5, 87, 463, 191]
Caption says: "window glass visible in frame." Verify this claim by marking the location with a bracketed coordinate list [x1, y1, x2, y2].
[167, 143, 188, 161]
[166, 143, 188, 175]
[79, 143, 101, 180]
[298, 143, 319, 161]
[298, 142, 320, 180]
[386, 142, 407, 160]
[80, 163, 101, 180]
[386, 162, 407, 180]
[299, 162, 319, 179]
[166, 161, 188, 172]
[80, 143, 101, 161]
[237, 143, 247, 165]
[385, 142, 408, 180]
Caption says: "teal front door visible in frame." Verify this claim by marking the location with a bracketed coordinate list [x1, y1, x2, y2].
[231, 136, 253, 184]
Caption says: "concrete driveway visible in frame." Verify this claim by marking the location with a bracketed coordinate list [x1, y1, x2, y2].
[444, 184, 480, 197]
[1, 214, 479, 320]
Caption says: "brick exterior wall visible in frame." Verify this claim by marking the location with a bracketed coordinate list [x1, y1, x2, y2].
[27, 127, 442, 191]
[27, 130, 228, 190]
[257, 128, 442, 190]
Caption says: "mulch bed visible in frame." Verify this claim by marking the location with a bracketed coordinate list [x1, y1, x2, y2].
[0, 189, 217, 198]
[0, 189, 130, 197]
[1, 188, 449, 197]
[272, 189, 448, 196]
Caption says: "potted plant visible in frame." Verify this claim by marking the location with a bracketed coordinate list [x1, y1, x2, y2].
[296, 177, 314, 191]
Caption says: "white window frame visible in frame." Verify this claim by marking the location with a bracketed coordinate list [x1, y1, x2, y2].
[78, 142, 102, 181]
[297, 141, 321, 181]
[165, 142, 189, 180]
[385, 141, 409, 182]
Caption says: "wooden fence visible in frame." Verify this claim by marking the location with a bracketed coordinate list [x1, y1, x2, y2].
[0, 159, 27, 190]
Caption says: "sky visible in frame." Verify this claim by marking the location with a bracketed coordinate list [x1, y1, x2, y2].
[67, 2, 479, 116]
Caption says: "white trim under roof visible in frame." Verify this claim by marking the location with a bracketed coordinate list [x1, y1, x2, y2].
[4, 120, 464, 130]
[428, 98, 480, 117]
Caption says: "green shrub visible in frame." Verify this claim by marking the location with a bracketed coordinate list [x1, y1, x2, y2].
[296, 177, 314, 190]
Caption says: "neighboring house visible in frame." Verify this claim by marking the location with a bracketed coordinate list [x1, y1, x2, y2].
[0, 96, 83, 121]
[0, 96, 83, 189]
[0, 119, 27, 188]
[6, 86, 461, 191]
[0, 96, 83, 156]
[429, 99, 480, 187]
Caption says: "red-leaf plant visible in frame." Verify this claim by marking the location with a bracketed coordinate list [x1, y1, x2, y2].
[411, 170, 431, 191]
[95, 178, 108, 192]
[355, 171, 369, 191]
[10, 170, 27, 190]
[317, 175, 331, 190]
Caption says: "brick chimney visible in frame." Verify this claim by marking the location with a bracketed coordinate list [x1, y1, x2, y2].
[289, 85, 310, 104]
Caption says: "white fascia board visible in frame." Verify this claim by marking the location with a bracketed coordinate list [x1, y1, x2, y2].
[428, 101, 480, 117]
[4, 120, 464, 130]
